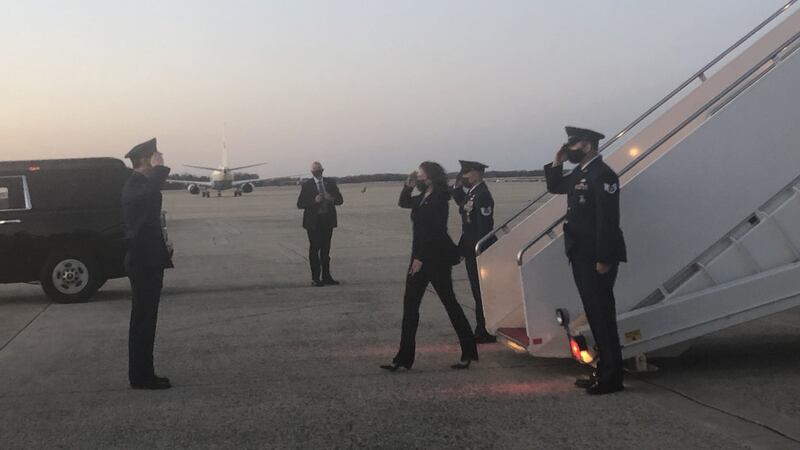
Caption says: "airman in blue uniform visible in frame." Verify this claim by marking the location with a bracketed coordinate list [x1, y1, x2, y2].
[452, 160, 497, 343]
[544, 127, 627, 395]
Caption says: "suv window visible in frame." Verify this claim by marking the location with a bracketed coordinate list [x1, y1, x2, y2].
[0, 176, 31, 211]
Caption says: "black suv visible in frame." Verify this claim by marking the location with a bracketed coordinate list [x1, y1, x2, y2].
[0, 158, 161, 303]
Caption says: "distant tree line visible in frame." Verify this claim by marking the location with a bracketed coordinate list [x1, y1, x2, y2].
[164, 169, 544, 190]
[327, 170, 544, 185]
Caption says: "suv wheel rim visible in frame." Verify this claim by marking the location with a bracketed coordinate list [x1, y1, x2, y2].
[52, 259, 89, 295]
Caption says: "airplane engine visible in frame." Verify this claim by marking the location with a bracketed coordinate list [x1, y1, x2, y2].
[241, 182, 254, 194]
[187, 184, 200, 195]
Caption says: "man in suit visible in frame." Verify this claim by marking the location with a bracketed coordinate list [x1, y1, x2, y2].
[544, 126, 627, 395]
[297, 161, 344, 287]
[122, 138, 174, 390]
[451, 160, 497, 343]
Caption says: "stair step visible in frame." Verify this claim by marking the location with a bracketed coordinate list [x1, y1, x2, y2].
[496, 327, 529, 352]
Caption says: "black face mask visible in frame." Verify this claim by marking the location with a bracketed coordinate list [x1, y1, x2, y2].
[566, 149, 585, 164]
[312, 170, 323, 178]
[415, 180, 429, 192]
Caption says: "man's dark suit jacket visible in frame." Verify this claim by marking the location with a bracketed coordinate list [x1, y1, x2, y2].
[297, 177, 344, 230]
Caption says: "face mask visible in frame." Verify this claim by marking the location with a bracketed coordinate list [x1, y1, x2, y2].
[415, 180, 429, 192]
[567, 148, 585, 164]
[312, 170, 323, 178]
[462, 179, 473, 189]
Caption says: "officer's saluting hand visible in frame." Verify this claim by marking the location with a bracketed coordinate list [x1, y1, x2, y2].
[544, 126, 627, 396]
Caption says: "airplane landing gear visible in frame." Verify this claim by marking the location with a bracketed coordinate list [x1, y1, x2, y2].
[217, 191, 222, 197]
[234, 190, 242, 197]
[201, 191, 210, 198]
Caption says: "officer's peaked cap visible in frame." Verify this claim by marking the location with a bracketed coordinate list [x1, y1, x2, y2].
[565, 126, 605, 144]
[458, 160, 489, 174]
[125, 138, 158, 160]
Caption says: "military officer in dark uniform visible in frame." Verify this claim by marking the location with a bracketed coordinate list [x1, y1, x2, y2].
[544, 126, 627, 395]
[122, 138, 174, 390]
[451, 160, 497, 343]
[297, 161, 344, 287]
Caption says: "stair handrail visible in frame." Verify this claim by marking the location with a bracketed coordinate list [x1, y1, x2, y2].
[516, 28, 800, 266]
[476, 0, 798, 257]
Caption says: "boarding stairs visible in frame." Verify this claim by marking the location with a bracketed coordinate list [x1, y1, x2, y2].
[476, 1, 800, 362]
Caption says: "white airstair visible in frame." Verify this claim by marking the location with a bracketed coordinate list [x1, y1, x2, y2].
[476, 1, 800, 364]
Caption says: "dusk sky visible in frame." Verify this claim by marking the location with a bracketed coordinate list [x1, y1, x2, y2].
[0, 1, 789, 176]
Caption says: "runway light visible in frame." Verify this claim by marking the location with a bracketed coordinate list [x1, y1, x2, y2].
[628, 147, 641, 158]
[28, 165, 41, 172]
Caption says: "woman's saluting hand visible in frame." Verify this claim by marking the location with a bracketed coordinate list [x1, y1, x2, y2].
[405, 171, 418, 188]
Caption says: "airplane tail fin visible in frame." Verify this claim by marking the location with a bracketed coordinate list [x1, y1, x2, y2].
[222, 124, 229, 168]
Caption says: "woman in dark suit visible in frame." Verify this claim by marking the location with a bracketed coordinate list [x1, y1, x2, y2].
[381, 161, 479, 371]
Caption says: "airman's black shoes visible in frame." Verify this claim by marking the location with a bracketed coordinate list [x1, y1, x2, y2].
[131, 376, 172, 390]
[474, 331, 497, 344]
[380, 363, 411, 371]
[575, 372, 598, 388]
[586, 382, 624, 395]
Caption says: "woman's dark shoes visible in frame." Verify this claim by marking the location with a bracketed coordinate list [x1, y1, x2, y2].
[450, 360, 473, 370]
[322, 278, 340, 285]
[312, 280, 325, 287]
[380, 363, 410, 372]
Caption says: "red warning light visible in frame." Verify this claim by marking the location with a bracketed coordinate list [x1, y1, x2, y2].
[570, 339, 581, 359]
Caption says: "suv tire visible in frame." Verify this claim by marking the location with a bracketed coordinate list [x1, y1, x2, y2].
[40, 248, 101, 303]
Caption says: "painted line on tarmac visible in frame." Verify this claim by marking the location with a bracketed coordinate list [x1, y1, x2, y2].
[0, 302, 51, 355]
[632, 374, 800, 445]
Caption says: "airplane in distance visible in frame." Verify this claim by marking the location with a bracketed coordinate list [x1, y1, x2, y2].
[167, 141, 286, 197]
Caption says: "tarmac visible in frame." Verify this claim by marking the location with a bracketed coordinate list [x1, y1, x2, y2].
[1, 182, 799, 449]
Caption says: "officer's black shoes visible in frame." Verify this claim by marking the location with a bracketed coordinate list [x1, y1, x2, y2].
[322, 278, 340, 286]
[312, 280, 325, 287]
[474, 330, 497, 344]
[575, 372, 598, 388]
[380, 363, 411, 372]
[131, 377, 172, 390]
[450, 360, 474, 370]
[586, 382, 624, 395]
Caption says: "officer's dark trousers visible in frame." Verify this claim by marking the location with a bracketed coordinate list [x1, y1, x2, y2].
[307, 226, 334, 281]
[570, 258, 623, 386]
[393, 262, 478, 368]
[128, 268, 164, 384]
[463, 253, 487, 332]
